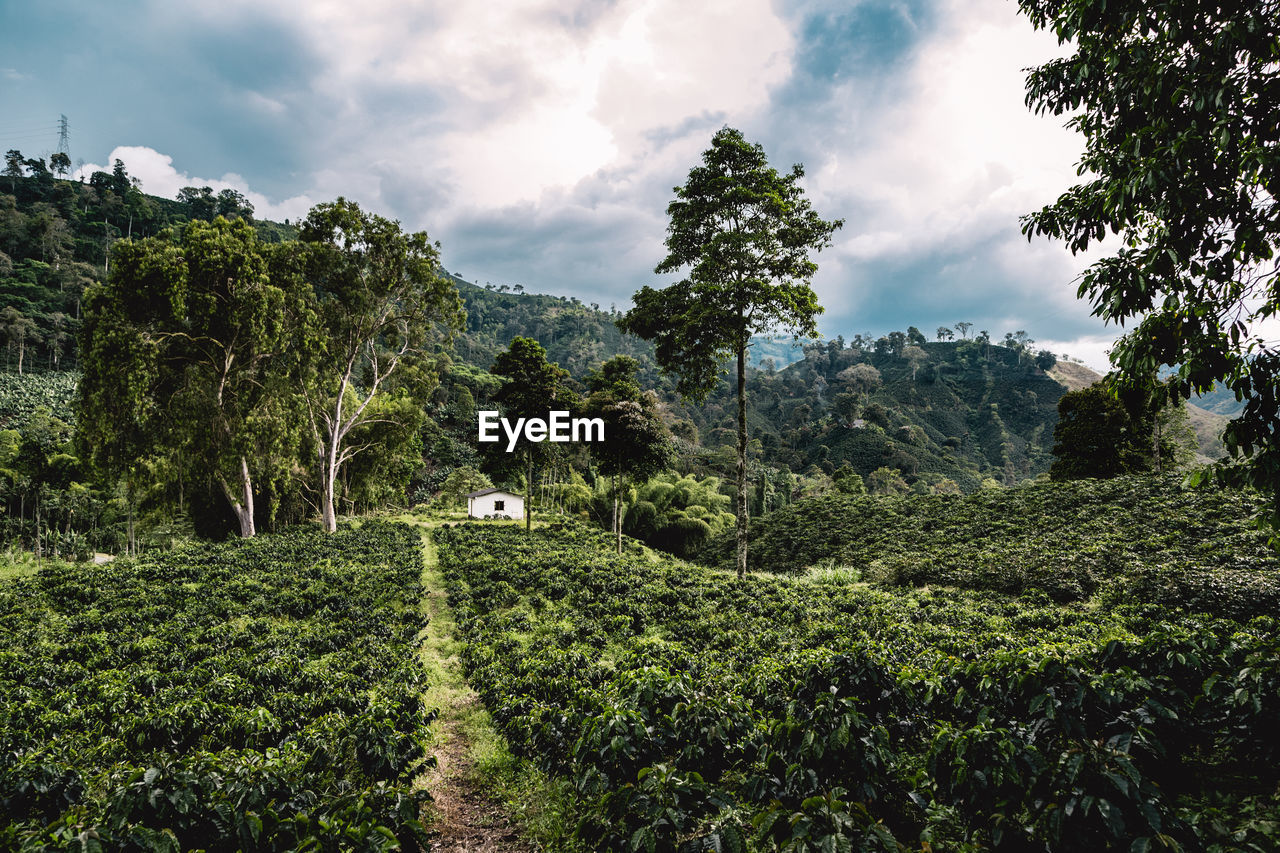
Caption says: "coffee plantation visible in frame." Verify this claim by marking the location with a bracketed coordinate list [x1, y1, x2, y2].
[700, 476, 1279, 617]
[436, 518, 1279, 851]
[0, 521, 434, 850]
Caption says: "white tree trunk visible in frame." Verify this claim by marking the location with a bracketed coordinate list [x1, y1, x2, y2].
[219, 456, 257, 538]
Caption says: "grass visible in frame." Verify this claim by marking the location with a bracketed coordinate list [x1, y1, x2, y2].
[0, 548, 75, 581]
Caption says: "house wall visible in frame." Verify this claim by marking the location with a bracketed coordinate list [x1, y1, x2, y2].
[468, 493, 524, 520]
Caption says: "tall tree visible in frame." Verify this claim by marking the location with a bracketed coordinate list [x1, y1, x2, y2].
[903, 345, 928, 381]
[1050, 383, 1150, 480]
[619, 127, 842, 576]
[77, 217, 305, 537]
[584, 355, 674, 553]
[2, 307, 39, 375]
[49, 152, 71, 179]
[1019, 0, 1280, 528]
[298, 198, 463, 532]
[4, 150, 23, 192]
[490, 336, 576, 533]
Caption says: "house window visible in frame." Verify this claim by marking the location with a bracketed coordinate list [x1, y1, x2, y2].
[494, 500, 505, 511]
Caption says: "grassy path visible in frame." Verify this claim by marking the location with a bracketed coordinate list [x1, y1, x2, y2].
[414, 521, 556, 852]
[415, 524, 533, 851]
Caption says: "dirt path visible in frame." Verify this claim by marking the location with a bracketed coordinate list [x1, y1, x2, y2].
[416, 526, 536, 853]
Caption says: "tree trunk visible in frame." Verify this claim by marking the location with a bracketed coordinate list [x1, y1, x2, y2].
[321, 473, 337, 532]
[613, 473, 621, 555]
[321, 431, 340, 533]
[16, 340, 24, 376]
[1151, 413, 1163, 474]
[219, 457, 257, 538]
[736, 345, 748, 578]
[525, 451, 533, 533]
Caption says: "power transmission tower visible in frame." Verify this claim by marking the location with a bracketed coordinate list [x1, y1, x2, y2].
[57, 115, 70, 158]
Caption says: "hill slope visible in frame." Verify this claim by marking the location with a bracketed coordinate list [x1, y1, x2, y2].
[700, 474, 1277, 616]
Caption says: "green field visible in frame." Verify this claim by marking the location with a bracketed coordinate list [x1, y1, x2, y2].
[700, 476, 1279, 617]
[4, 484, 1278, 851]
[436, 514, 1280, 851]
[0, 522, 433, 850]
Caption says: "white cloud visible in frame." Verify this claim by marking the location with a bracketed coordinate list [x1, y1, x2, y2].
[75, 146, 316, 223]
[827, 0, 1082, 264]
[1036, 334, 1117, 373]
[188, 0, 790, 213]
[244, 91, 287, 116]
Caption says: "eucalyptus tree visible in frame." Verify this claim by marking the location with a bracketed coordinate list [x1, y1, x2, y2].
[1, 307, 38, 375]
[78, 217, 305, 538]
[619, 127, 842, 576]
[297, 198, 464, 532]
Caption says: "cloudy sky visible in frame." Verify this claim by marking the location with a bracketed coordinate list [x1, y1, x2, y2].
[2, 0, 1121, 368]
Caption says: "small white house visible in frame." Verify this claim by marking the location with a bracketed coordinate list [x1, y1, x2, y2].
[466, 488, 524, 520]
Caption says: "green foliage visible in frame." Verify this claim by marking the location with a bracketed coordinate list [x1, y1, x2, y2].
[620, 127, 841, 577]
[0, 521, 433, 849]
[298, 197, 464, 532]
[866, 466, 909, 496]
[488, 336, 577, 529]
[700, 475, 1280, 617]
[439, 465, 494, 507]
[623, 472, 736, 557]
[436, 521, 1280, 852]
[1050, 384, 1149, 480]
[491, 337, 577, 424]
[449, 277, 656, 384]
[175, 185, 255, 223]
[0, 371, 78, 428]
[622, 127, 841, 399]
[1018, 0, 1280, 529]
[77, 217, 306, 537]
[585, 355, 675, 549]
[832, 464, 865, 495]
[1052, 379, 1202, 480]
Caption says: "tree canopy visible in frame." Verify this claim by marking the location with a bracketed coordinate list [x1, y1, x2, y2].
[1018, 0, 1280, 527]
[298, 198, 463, 532]
[490, 336, 577, 531]
[77, 217, 304, 537]
[584, 355, 674, 552]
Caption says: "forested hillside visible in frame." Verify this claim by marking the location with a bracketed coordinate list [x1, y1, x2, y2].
[0, 162, 291, 374]
[0, 166, 1223, 559]
[438, 292, 1083, 492]
[1, 165, 1100, 500]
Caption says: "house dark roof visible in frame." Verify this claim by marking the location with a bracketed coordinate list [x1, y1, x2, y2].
[465, 488, 522, 498]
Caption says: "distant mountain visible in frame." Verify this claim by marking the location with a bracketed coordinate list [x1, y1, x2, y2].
[1192, 383, 1246, 417]
[438, 289, 1071, 490]
[748, 335, 810, 370]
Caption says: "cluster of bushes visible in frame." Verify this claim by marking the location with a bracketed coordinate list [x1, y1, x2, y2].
[437, 522, 1280, 851]
[0, 521, 434, 849]
[699, 476, 1279, 615]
